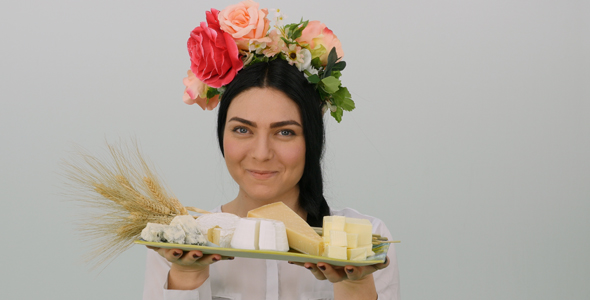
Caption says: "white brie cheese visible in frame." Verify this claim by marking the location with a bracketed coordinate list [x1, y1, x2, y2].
[194, 213, 240, 247]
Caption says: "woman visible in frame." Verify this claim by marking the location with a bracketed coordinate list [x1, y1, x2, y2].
[144, 59, 400, 299]
[144, 2, 400, 299]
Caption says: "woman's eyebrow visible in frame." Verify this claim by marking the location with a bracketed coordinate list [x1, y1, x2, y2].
[228, 117, 256, 127]
[270, 120, 302, 128]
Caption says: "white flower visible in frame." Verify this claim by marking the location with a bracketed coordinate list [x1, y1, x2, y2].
[248, 41, 267, 54]
[270, 8, 287, 27]
[297, 48, 312, 71]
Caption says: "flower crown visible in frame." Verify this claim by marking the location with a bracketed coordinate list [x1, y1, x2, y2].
[182, 0, 355, 122]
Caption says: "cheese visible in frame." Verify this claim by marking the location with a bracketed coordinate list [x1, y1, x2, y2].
[258, 219, 289, 252]
[322, 216, 345, 242]
[195, 213, 240, 248]
[207, 226, 221, 246]
[170, 215, 207, 245]
[140, 223, 168, 242]
[344, 217, 373, 246]
[324, 245, 347, 260]
[347, 248, 367, 261]
[360, 244, 376, 257]
[329, 230, 348, 247]
[231, 218, 260, 250]
[321, 215, 375, 261]
[346, 233, 359, 249]
[162, 224, 186, 244]
[247, 202, 324, 256]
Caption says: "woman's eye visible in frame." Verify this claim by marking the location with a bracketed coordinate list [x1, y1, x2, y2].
[278, 129, 294, 136]
[233, 127, 249, 134]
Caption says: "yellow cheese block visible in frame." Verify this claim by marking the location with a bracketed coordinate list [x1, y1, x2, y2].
[324, 245, 347, 260]
[346, 233, 358, 249]
[347, 247, 367, 261]
[207, 226, 221, 245]
[360, 244, 375, 257]
[322, 216, 345, 242]
[247, 202, 324, 256]
[329, 230, 348, 247]
[344, 217, 373, 246]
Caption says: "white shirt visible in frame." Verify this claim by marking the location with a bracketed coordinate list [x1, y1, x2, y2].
[143, 207, 400, 300]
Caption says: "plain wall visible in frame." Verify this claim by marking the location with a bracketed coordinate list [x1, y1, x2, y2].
[1, 0, 589, 299]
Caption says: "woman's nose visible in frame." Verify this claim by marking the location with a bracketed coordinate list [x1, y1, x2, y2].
[251, 135, 273, 161]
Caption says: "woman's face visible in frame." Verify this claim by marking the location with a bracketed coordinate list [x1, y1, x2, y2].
[223, 87, 306, 203]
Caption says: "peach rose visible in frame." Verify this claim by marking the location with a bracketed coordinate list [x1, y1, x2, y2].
[218, 0, 271, 50]
[187, 9, 243, 88]
[297, 21, 344, 66]
[183, 70, 220, 110]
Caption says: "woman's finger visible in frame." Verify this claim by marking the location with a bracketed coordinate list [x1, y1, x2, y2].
[304, 263, 327, 281]
[316, 263, 346, 283]
[343, 266, 363, 281]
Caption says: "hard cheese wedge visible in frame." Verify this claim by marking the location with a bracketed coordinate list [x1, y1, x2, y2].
[247, 202, 324, 256]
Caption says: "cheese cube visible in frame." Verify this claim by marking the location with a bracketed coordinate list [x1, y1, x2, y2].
[359, 244, 375, 257]
[329, 230, 348, 247]
[347, 248, 367, 261]
[207, 227, 221, 245]
[258, 219, 289, 252]
[322, 216, 345, 242]
[346, 233, 358, 249]
[248, 202, 324, 256]
[230, 218, 260, 250]
[324, 245, 347, 260]
[344, 217, 373, 246]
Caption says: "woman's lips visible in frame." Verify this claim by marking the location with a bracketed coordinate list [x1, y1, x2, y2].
[247, 170, 278, 180]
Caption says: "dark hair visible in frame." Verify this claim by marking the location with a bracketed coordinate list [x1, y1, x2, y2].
[216, 59, 330, 227]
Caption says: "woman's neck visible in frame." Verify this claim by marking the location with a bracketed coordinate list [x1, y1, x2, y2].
[221, 187, 307, 220]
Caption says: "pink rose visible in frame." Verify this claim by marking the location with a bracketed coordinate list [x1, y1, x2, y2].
[182, 70, 220, 110]
[297, 21, 344, 66]
[187, 9, 243, 88]
[218, 0, 271, 50]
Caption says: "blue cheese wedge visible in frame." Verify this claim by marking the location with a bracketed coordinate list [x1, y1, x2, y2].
[170, 215, 207, 245]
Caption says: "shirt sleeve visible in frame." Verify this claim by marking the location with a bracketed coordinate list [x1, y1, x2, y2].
[143, 249, 212, 300]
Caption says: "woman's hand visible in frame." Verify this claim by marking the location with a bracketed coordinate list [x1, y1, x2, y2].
[146, 246, 234, 290]
[288, 257, 389, 300]
[289, 256, 389, 283]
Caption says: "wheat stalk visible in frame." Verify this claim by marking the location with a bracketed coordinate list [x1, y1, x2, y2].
[61, 140, 203, 269]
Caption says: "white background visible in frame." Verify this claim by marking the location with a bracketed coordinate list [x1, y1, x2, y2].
[1, 0, 589, 299]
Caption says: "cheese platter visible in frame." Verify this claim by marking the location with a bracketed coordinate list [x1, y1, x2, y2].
[134, 239, 391, 267]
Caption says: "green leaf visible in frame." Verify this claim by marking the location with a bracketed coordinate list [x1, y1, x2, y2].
[206, 87, 220, 99]
[332, 87, 355, 111]
[330, 107, 343, 123]
[330, 70, 342, 79]
[328, 47, 339, 63]
[291, 20, 309, 40]
[332, 61, 346, 71]
[323, 48, 339, 78]
[341, 98, 355, 111]
[320, 76, 341, 94]
[310, 57, 322, 69]
[307, 74, 321, 84]
[280, 37, 297, 46]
